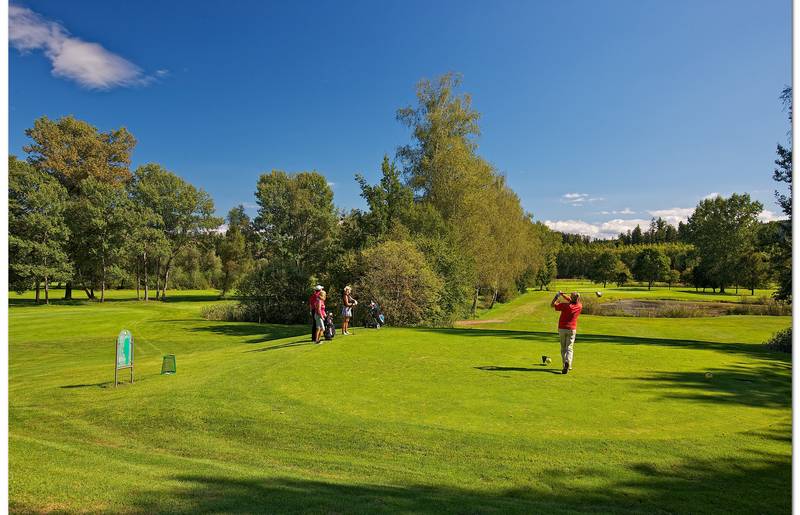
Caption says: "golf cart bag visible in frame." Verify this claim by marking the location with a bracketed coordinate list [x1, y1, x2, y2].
[324, 313, 336, 340]
[364, 301, 386, 328]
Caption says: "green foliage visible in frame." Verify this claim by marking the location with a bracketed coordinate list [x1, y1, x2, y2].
[764, 327, 792, 353]
[23, 115, 136, 194]
[217, 206, 252, 296]
[687, 193, 763, 293]
[67, 178, 135, 301]
[131, 163, 221, 298]
[356, 240, 444, 326]
[237, 259, 310, 324]
[588, 250, 621, 287]
[355, 155, 414, 242]
[633, 248, 670, 290]
[8, 156, 72, 300]
[253, 171, 338, 272]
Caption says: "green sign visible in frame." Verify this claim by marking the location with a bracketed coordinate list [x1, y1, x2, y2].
[116, 329, 133, 368]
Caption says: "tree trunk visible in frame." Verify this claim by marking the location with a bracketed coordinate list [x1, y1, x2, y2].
[489, 289, 498, 309]
[35, 281, 40, 304]
[84, 288, 95, 300]
[45, 276, 49, 304]
[135, 261, 141, 300]
[144, 252, 149, 301]
[64, 281, 73, 300]
[471, 287, 480, 314]
[162, 259, 172, 300]
[735, 284, 739, 294]
[719, 286, 725, 294]
[101, 279, 105, 303]
[648, 281, 652, 290]
[751, 287, 755, 295]
[155, 257, 161, 300]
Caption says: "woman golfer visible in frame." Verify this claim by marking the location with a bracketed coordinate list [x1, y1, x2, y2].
[341, 286, 357, 335]
[551, 291, 582, 374]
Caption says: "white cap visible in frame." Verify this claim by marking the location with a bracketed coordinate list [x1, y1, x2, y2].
[314, 285, 324, 291]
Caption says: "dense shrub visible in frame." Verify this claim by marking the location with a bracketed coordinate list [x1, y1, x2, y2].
[237, 260, 310, 324]
[356, 240, 443, 326]
[764, 327, 792, 353]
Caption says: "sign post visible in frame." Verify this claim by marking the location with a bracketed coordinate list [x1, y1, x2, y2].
[115, 329, 134, 387]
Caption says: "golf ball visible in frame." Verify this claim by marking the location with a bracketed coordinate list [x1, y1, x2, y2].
[705, 372, 713, 379]
[545, 358, 552, 364]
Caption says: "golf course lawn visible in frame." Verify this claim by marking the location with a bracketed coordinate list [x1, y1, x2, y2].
[9, 283, 792, 513]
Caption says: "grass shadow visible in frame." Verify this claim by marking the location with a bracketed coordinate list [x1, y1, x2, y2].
[120, 446, 791, 514]
[188, 322, 308, 344]
[476, 365, 562, 374]
[59, 381, 114, 389]
[248, 340, 315, 353]
[418, 327, 792, 363]
[634, 362, 791, 409]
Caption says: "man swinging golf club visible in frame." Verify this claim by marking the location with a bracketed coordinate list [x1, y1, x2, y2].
[551, 291, 583, 374]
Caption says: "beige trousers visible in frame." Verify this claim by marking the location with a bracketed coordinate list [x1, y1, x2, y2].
[558, 329, 576, 368]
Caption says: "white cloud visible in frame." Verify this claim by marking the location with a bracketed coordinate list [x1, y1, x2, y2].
[544, 219, 601, 237]
[647, 207, 694, 226]
[9, 4, 153, 89]
[759, 210, 783, 222]
[546, 217, 653, 240]
[327, 181, 336, 188]
[702, 192, 721, 200]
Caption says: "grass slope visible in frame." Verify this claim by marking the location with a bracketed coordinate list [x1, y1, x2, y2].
[9, 284, 791, 513]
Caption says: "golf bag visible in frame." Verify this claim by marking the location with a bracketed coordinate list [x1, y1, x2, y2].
[364, 301, 386, 328]
[324, 313, 336, 340]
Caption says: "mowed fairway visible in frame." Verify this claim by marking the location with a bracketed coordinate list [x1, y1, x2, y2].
[9, 284, 792, 514]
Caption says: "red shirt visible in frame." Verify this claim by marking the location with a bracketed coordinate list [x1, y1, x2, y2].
[555, 302, 582, 330]
[308, 291, 319, 310]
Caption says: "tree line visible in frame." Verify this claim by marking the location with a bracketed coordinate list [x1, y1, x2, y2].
[9, 77, 791, 318]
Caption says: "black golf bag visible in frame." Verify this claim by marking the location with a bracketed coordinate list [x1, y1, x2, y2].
[324, 313, 336, 340]
[364, 302, 385, 328]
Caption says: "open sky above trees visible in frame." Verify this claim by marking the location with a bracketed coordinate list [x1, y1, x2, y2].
[9, 0, 791, 239]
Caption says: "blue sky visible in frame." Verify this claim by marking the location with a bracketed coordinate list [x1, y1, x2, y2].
[9, 0, 791, 238]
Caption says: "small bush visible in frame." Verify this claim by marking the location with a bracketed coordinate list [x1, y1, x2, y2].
[764, 327, 792, 353]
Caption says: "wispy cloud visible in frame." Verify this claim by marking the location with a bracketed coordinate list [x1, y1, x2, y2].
[561, 193, 603, 206]
[702, 192, 721, 200]
[9, 4, 157, 89]
[327, 181, 336, 188]
[600, 208, 636, 216]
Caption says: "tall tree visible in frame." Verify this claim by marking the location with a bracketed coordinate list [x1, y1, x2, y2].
[67, 178, 135, 302]
[130, 163, 221, 299]
[218, 206, 251, 297]
[9, 156, 72, 303]
[23, 115, 136, 299]
[686, 194, 763, 293]
[772, 86, 792, 301]
[589, 250, 621, 288]
[355, 155, 415, 241]
[633, 248, 670, 290]
[252, 170, 338, 273]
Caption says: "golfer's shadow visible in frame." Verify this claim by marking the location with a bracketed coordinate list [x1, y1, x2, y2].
[475, 365, 562, 374]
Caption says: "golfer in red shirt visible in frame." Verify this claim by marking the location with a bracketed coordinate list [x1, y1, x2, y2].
[551, 291, 582, 374]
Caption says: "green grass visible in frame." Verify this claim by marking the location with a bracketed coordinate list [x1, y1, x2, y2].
[9, 284, 791, 513]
